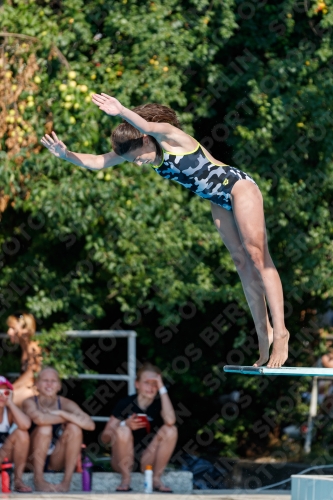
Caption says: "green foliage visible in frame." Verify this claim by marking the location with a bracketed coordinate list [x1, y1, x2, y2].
[38, 323, 82, 378]
[0, 339, 21, 376]
[1, 0, 333, 459]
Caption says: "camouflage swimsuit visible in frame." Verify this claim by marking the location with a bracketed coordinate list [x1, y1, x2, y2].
[151, 141, 257, 211]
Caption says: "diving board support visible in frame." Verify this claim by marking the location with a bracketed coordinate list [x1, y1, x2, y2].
[224, 366, 333, 377]
[304, 376, 318, 454]
[224, 366, 332, 454]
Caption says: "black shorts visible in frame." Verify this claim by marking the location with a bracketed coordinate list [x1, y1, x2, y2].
[132, 432, 156, 471]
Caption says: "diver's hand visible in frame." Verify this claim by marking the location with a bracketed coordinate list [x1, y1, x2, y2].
[41, 131, 68, 159]
[91, 93, 124, 116]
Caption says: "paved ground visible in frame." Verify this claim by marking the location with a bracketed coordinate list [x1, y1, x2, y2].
[0, 492, 291, 499]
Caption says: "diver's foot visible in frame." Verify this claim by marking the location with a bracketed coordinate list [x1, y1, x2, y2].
[253, 330, 273, 367]
[267, 330, 289, 368]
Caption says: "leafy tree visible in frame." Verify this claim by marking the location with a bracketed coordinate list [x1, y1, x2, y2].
[1, 0, 333, 460]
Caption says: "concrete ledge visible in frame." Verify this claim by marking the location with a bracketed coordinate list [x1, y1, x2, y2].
[193, 490, 290, 495]
[0, 494, 291, 499]
[21, 471, 193, 493]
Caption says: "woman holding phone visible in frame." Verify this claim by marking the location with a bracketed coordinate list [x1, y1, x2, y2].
[101, 362, 177, 492]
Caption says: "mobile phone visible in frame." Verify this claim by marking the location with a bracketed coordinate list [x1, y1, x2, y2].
[136, 413, 151, 433]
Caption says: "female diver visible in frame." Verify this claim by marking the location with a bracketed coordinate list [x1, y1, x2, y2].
[41, 93, 289, 368]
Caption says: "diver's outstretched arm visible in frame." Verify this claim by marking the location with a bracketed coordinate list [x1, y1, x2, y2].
[91, 93, 181, 140]
[41, 131, 123, 171]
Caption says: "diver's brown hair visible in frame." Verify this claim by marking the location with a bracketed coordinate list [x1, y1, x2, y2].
[111, 103, 182, 157]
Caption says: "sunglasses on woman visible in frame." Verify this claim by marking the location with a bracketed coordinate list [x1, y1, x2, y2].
[0, 389, 12, 397]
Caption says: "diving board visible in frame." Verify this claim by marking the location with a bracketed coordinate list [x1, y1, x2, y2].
[224, 365, 333, 376]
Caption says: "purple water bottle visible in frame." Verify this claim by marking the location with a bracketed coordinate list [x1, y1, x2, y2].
[82, 454, 93, 491]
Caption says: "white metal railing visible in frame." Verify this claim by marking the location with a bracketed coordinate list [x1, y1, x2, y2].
[0, 330, 137, 422]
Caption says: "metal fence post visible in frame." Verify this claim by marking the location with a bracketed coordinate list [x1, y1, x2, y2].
[128, 332, 136, 395]
[304, 376, 318, 454]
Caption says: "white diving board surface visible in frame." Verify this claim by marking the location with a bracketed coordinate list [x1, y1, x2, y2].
[224, 365, 333, 376]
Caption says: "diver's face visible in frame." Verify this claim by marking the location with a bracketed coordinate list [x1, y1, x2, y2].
[122, 137, 157, 166]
